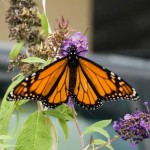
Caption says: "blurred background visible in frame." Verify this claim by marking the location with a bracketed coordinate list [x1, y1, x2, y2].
[0, 0, 150, 150]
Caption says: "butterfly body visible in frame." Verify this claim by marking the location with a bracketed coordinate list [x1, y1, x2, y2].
[64, 45, 79, 94]
[7, 44, 140, 110]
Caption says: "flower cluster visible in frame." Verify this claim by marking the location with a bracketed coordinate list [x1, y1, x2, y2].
[5, 0, 44, 45]
[61, 32, 88, 56]
[113, 102, 150, 146]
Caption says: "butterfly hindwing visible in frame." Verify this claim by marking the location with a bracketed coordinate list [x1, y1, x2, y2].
[73, 65, 103, 110]
[7, 57, 70, 108]
[73, 56, 139, 110]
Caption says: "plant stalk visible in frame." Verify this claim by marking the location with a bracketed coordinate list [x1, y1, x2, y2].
[72, 108, 85, 150]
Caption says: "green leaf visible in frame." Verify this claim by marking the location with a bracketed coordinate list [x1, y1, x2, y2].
[3, 111, 21, 147]
[21, 57, 46, 64]
[10, 110, 20, 137]
[59, 119, 68, 140]
[44, 58, 53, 66]
[0, 135, 12, 140]
[82, 120, 112, 138]
[83, 127, 110, 140]
[44, 110, 73, 121]
[0, 144, 16, 149]
[9, 42, 24, 59]
[93, 139, 114, 150]
[12, 73, 24, 81]
[43, 104, 73, 121]
[88, 120, 112, 129]
[41, 13, 50, 37]
[46, 116, 58, 150]
[15, 100, 29, 112]
[15, 111, 58, 150]
[0, 74, 25, 135]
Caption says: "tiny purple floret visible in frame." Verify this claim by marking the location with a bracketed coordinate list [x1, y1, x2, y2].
[144, 101, 149, 107]
[67, 96, 74, 108]
[124, 114, 132, 120]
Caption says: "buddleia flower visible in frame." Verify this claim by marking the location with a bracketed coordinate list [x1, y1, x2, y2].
[113, 102, 150, 146]
[61, 32, 88, 57]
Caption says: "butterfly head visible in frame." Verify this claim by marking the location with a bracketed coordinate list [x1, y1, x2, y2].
[61, 32, 88, 57]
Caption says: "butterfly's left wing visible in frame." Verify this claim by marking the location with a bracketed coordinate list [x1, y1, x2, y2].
[73, 56, 140, 110]
[7, 57, 70, 108]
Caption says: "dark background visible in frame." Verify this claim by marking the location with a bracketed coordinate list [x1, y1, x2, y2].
[93, 0, 150, 58]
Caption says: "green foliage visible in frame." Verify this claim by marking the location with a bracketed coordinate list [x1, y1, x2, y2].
[41, 13, 50, 37]
[58, 119, 69, 140]
[9, 42, 24, 59]
[44, 104, 73, 121]
[0, 74, 25, 135]
[15, 111, 58, 150]
[93, 139, 114, 150]
[83, 120, 111, 139]
[0, 135, 15, 149]
[44, 104, 73, 140]
[83, 127, 110, 140]
[83, 120, 114, 150]
[21, 57, 46, 64]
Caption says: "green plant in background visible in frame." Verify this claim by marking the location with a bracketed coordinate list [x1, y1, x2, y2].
[0, 0, 149, 150]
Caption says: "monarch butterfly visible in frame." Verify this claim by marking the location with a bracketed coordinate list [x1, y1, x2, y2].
[7, 32, 140, 110]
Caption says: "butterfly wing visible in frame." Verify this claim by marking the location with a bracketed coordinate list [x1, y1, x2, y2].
[73, 56, 140, 110]
[7, 57, 70, 108]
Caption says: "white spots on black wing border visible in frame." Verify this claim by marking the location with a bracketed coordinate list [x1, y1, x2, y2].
[104, 88, 140, 102]
[110, 71, 122, 80]
[117, 77, 121, 80]
[41, 98, 63, 109]
[110, 72, 115, 76]
[72, 94, 103, 110]
[25, 77, 29, 81]
[31, 72, 36, 76]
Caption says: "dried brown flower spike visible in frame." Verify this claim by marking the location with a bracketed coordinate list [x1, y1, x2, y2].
[5, 0, 44, 45]
[29, 16, 71, 59]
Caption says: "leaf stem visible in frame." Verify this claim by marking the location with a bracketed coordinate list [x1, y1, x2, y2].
[72, 108, 84, 150]
[37, 101, 43, 111]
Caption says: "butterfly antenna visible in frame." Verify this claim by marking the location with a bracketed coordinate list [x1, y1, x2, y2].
[61, 49, 69, 53]
[83, 26, 91, 36]
[76, 50, 87, 55]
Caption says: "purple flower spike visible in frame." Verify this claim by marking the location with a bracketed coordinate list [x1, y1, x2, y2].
[113, 102, 150, 146]
[61, 32, 88, 56]
[130, 142, 136, 148]
[124, 114, 132, 120]
[67, 96, 74, 108]
[144, 101, 150, 112]
[144, 101, 149, 107]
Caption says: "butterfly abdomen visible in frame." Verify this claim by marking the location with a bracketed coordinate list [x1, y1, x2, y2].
[69, 68, 77, 93]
